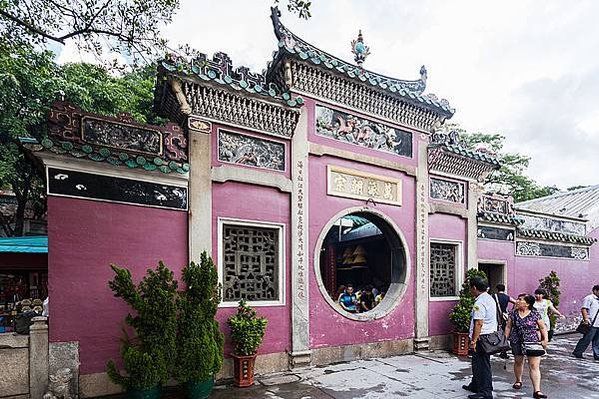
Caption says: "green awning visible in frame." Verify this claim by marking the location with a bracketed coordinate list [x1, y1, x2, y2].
[0, 236, 48, 253]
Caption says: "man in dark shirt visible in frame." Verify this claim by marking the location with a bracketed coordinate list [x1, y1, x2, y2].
[494, 284, 515, 359]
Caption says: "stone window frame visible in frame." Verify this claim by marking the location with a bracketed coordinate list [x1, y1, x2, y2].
[217, 217, 286, 308]
[428, 238, 464, 301]
[313, 206, 411, 322]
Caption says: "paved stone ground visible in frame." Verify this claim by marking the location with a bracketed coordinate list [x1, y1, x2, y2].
[105, 334, 599, 398]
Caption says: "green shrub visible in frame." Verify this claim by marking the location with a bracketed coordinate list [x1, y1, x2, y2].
[174, 252, 224, 383]
[449, 269, 488, 333]
[539, 270, 561, 330]
[106, 261, 178, 390]
[227, 300, 268, 356]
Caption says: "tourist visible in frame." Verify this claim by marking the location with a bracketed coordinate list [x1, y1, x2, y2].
[533, 288, 565, 340]
[504, 294, 548, 399]
[494, 284, 515, 359]
[339, 284, 358, 313]
[462, 276, 497, 399]
[359, 285, 375, 312]
[572, 284, 599, 360]
[375, 290, 385, 306]
[335, 285, 346, 302]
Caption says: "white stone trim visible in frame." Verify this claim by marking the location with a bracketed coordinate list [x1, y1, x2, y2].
[217, 217, 286, 308]
[309, 143, 417, 176]
[312, 206, 411, 322]
[211, 166, 292, 193]
[429, 238, 464, 301]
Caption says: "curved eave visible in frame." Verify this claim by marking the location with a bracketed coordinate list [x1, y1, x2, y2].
[268, 7, 455, 117]
[156, 60, 304, 109]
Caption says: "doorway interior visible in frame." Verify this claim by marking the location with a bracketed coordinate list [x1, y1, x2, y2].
[478, 262, 506, 293]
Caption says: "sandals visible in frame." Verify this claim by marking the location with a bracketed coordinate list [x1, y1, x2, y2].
[533, 392, 548, 399]
[512, 381, 523, 390]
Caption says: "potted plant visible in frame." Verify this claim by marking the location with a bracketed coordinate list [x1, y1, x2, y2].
[107, 262, 178, 398]
[449, 269, 487, 356]
[174, 252, 224, 399]
[227, 299, 268, 387]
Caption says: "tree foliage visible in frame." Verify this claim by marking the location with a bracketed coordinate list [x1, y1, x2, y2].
[227, 299, 268, 356]
[107, 261, 178, 390]
[0, 37, 160, 235]
[174, 252, 224, 384]
[450, 124, 559, 203]
[538, 271, 561, 331]
[0, 0, 179, 62]
[449, 269, 488, 333]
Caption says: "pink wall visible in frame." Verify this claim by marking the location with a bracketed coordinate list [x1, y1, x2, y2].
[509, 230, 599, 319]
[212, 181, 291, 355]
[47, 196, 188, 374]
[428, 213, 467, 336]
[308, 154, 417, 347]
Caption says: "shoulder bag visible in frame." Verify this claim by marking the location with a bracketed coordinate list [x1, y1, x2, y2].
[478, 300, 511, 355]
[576, 304, 599, 335]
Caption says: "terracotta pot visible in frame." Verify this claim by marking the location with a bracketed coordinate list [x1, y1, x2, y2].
[232, 353, 257, 387]
[452, 332, 470, 356]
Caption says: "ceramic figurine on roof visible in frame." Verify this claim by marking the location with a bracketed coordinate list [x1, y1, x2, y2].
[351, 30, 370, 66]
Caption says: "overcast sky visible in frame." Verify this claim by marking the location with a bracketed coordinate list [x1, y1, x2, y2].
[58, 0, 599, 189]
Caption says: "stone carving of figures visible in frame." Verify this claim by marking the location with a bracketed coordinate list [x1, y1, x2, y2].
[43, 368, 73, 399]
[351, 178, 364, 195]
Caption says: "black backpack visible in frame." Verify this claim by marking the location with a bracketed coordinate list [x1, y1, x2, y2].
[14, 311, 37, 335]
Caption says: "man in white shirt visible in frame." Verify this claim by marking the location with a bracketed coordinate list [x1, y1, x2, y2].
[572, 284, 599, 360]
[462, 276, 497, 399]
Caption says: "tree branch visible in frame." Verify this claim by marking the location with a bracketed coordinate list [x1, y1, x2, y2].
[0, 10, 66, 44]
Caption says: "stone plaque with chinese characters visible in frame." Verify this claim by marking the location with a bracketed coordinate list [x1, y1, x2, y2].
[327, 165, 401, 206]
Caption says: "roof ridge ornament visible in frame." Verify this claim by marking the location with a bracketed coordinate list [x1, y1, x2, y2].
[351, 30, 370, 66]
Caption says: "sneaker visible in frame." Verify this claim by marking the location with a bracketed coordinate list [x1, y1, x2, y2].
[572, 352, 584, 359]
[499, 352, 509, 359]
[462, 384, 477, 393]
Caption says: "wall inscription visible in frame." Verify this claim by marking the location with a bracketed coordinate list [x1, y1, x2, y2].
[316, 105, 412, 157]
[327, 165, 402, 206]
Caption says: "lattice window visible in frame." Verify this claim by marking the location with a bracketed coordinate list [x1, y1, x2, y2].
[430, 243, 457, 297]
[222, 224, 280, 303]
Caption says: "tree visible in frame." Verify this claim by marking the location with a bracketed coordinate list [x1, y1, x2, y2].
[0, 39, 160, 235]
[448, 124, 559, 203]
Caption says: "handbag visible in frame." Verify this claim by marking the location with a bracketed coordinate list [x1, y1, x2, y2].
[522, 341, 546, 356]
[478, 330, 511, 355]
[576, 307, 599, 335]
[478, 299, 511, 355]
